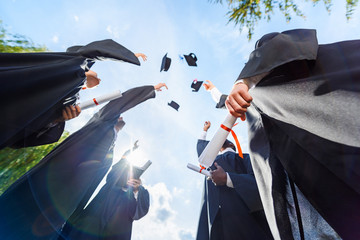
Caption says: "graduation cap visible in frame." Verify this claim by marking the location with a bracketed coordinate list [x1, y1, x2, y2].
[183, 53, 197, 66]
[191, 79, 203, 92]
[168, 101, 180, 111]
[160, 53, 171, 72]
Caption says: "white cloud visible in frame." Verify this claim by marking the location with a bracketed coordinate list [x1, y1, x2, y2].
[172, 186, 184, 197]
[132, 182, 196, 240]
[52, 35, 59, 43]
[106, 24, 130, 39]
[74, 15, 79, 22]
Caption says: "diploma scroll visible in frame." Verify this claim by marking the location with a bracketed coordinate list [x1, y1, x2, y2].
[187, 163, 211, 178]
[198, 114, 237, 168]
[78, 90, 122, 110]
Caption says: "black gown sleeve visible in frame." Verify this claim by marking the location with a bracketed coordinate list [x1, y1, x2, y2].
[133, 186, 150, 220]
[93, 85, 156, 123]
[67, 39, 140, 66]
[228, 155, 263, 213]
[237, 29, 318, 80]
[196, 139, 209, 157]
[11, 122, 65, 148]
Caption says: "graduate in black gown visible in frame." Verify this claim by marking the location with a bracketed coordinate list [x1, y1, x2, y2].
[196, 121, 272, 240]
[58, 143, 150, 240]
[0, 83, 167, 240]
[225, 29, 359, 239]
[0, 39, 146, 149]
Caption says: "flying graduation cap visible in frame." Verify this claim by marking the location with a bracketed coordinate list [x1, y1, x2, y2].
[168, 101, 180, 111]
[183, 53, 198, 66]
[160, 53, 171, 72]
[191, 79, 203, 92]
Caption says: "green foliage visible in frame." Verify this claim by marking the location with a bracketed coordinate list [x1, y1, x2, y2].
[211, 0, 359, 40]
[0, 132, 69, 195]
[0, 20, 47, 53]
[0, 19, 55, 195]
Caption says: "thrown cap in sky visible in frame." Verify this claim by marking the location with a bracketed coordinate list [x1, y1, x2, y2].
[191, 79, 203, 92]
[160, 53, 171, 72]
[168, 101, 180, 111]
[183, 53, 197, 66]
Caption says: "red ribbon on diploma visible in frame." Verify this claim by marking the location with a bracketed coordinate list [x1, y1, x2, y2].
[220, 124, 243, 158]
[199, 165, 206, 173]
[93, 98, 99, 105]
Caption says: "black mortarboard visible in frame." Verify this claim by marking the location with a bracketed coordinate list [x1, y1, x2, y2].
[191, 79, 203, 92]
[183, 53, 197, 66]
[160, 53, 171, 72]
[168, 101, 180, 111]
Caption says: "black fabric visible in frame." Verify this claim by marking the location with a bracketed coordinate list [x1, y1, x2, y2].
[160, 53, 171, 72]
[57, 170, 149, 240]
[238, 29, 318, 79]
[168, 100, 180, 111]
[184, 53, 198, 66]
[243, 29, 359, 239]
[215, 94, 227, 109]
[195, 140, 273, 240]
[0, 86, 155, 240]
[0, 39, 140, 149]
[191, 80, 203, 92]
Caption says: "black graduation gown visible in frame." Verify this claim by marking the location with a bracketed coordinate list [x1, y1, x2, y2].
[0, 39, 140, 149]
[58, 159, 150, 240]
[239, 29, 360, 239]
[195, 140, 273, 240]
[0, 85, 155, 240]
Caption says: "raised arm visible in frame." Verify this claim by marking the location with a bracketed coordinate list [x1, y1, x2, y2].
[197, 121, 211, 156]
[227, 29, 318, 120]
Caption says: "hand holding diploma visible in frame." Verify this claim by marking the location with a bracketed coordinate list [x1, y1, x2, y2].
[78, 90, 122, 110]
[210, 162, 227, 186]
[187, 163, 211, 178]
[127, 178, 142, 193]
[226, 82, 252, 121]
[54, 105, 81, 123]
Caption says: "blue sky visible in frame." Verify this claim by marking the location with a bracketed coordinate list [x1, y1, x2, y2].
[1, 0, 359, 239]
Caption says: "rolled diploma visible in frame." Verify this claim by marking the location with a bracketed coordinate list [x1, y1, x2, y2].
[198, 114, 237, 168]
[78, 90, 122, 110]
[187, 163, 211, 178]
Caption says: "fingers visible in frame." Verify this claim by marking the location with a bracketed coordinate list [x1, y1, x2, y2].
[75, 105, 81, 114]
[135, 53, 147, 61]
[203, 82, 210, 90]
[155, 83, 168, 91]
[214, 162, 223, 170]
[62, 105, 81, 121]
[127, 179, 141, 187]
[62, 109, 69, 121]
[226, 96, 248, 116]
[225, 100, 246, 118]
[226, 83, 253, 118]
[203, 80, 214, 90]
[203, 121, 211, 131]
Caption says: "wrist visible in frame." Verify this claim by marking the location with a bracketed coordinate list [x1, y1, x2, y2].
[234, 80, 250, 90]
